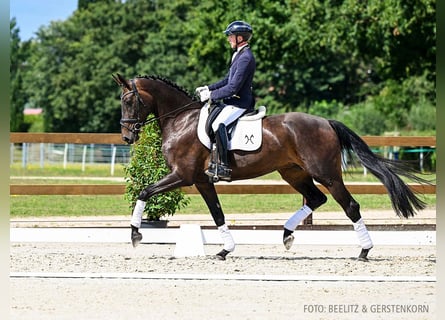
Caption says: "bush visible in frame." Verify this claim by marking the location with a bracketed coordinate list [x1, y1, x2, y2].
[407, 100, 436, 132]
[307, 99, 343, 119]
[124, 117, 189, 221]
[337, 102, 388, 135]
[24, 114, 44, 132]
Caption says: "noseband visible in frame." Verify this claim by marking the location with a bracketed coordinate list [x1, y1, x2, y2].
[119, 79, 148, 134]
[119, 79, 201, 134]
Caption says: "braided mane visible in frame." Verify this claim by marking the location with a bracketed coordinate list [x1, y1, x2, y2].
[137, 75, 196, 100]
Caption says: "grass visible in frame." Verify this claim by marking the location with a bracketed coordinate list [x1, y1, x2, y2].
[10, 163, 436, 218]
[10, 179, 124, 185]
[10, 193, 436, 218]
[10, 163, 127, 177]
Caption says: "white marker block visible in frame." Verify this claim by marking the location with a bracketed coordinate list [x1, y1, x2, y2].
[173, 224, 205, 258]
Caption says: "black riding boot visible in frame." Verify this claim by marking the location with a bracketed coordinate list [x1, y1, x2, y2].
[205, 124, 231, 181]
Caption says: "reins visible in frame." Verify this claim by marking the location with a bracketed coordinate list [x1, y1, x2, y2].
[120, 79, 201, 134]
[144, 100, 201, 125]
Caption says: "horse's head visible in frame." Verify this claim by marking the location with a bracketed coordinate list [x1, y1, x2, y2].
[113, 73, 154, 144]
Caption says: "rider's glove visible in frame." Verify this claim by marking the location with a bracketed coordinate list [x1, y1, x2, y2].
[195, 86, 208, 94]
[195, 86, 211, 102]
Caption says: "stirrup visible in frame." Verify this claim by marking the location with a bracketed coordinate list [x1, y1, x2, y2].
[205, 162, 219, 182]
[205, 162, 216, 176]
[205, 163, 231, 182]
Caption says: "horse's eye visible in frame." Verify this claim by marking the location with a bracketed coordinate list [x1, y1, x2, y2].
[123, 97, 134, 108]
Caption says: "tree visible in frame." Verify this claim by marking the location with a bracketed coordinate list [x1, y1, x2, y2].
[78, 0, 117, 10]
[135, 0, 198, 88]
[10, 18, 28, 132]
[23, 1, 130, 132]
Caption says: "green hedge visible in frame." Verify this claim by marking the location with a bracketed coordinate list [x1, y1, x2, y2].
[124, 117, 189, 221]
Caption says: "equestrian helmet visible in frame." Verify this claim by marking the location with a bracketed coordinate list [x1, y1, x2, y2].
[223, 21, 253, 40]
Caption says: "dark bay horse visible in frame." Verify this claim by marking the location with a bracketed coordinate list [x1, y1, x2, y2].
[113, 73, 427, 261]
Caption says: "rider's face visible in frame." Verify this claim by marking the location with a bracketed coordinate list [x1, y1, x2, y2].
[227, 34, 237, 49]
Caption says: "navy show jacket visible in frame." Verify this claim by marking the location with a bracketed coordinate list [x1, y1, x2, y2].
[208, 46, 256, 111]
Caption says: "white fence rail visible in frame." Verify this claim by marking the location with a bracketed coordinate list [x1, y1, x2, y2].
[10, 142, 131, 175]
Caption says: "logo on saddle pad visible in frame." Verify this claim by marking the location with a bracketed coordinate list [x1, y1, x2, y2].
[197, 105, 266, 151]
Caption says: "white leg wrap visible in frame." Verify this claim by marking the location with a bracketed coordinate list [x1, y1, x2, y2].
[353, 218, 373, 249]
[130, 200, 146, 228]
[284, 205, 313, 231]
[218, 224, 235, 252]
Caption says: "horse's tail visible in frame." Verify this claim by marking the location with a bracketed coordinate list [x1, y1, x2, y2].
[328, 119, 428, 218]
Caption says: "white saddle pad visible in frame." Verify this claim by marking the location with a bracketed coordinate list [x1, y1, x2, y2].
[197, 105, 266, 151]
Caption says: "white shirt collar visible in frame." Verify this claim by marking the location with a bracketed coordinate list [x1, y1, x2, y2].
[236, 43, 249, 52]
[231, 43, 249, 62]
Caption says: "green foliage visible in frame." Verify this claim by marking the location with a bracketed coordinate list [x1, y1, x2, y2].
[78, 0, 115, 10]
[10, 18, 28, 132]
[408, 103, 436, 132]
[307, 72, 436, 135]
[23, 115, 45, 132]
[337, 102, 388, 135]
[307, 100, 343, 119]
[123, 117, 189, 221]
[403, 73, 436, 132]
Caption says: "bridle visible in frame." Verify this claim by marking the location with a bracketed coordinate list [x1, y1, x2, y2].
[119, 79, 200, 134]
[119, 79, 147, 134]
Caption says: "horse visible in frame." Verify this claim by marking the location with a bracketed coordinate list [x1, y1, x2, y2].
[113, 73, 428, 261]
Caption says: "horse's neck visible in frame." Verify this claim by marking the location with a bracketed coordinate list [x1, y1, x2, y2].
[157, 98, 200, 128]
[142, 78, 200, 127]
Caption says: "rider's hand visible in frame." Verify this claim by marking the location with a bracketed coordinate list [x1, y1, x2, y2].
[197, 86, 211, 102]
[195, 86, 208, 95]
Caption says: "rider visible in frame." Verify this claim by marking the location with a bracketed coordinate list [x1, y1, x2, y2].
[196, 20, 256, 181]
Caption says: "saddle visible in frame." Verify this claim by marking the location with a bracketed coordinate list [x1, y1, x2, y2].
[197, 102, 266, 151]
[204, 101, 225, 142]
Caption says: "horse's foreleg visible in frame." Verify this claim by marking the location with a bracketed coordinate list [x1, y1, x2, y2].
[195, 182, 234, 260]
[130, 172, 185, 247]
[130, 200, 145, 247]
[216, 224, 235, 260]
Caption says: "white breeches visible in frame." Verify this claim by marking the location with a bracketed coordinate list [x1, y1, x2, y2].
[211, 105, 245, 132]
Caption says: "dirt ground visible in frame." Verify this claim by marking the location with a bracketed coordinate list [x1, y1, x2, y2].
[10, 242, 436, 320]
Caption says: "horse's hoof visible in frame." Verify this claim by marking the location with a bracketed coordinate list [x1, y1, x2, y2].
[131, 231, 143, 248]
[283, 234, 294, 250]
[216, 249, 230, 261]
[357, 247, 372, 262]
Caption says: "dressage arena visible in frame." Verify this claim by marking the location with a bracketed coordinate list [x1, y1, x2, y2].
[10, 211, 436, 320]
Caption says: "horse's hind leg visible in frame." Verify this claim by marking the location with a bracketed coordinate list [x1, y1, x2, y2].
[279, 166, 372, 261]
[324, 180, 373, 261]
[278, 166, 327, 250]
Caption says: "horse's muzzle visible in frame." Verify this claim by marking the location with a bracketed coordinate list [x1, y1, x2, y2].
[122, 135, 134, 144]
[122, 133, 139, 145]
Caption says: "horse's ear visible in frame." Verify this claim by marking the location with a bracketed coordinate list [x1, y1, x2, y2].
[112, 73, 131, 90]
